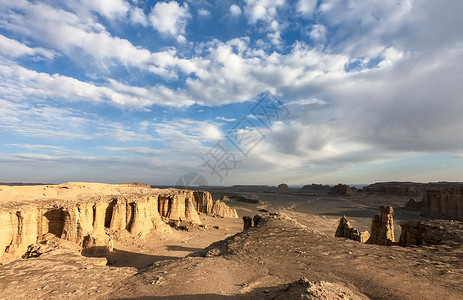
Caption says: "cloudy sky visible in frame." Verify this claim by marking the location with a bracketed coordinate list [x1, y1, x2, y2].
[1, 0, 462, 186]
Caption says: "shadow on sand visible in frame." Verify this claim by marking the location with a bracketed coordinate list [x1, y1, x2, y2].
[165, 245, 204, 252]
[83, 248, 182, 270]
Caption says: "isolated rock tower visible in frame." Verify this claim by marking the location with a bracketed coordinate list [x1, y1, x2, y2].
[367, 205, 395, 245]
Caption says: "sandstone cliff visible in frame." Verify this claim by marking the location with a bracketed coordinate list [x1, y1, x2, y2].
[0, 183, 237, 264]
[421, 188, 463, 221]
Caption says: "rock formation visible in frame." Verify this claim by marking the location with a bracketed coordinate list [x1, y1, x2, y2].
[329, 184, 354, 196]
[0, 183, 237, 264]
[334, 216, 370, 243]
[219, 195, 230, 201]
[362, 182, 421, 196]
[210, 200, 238, 218]
[404, 198, 421, 211]
[367, 206, 395, 246]
[192, 191, 214, 215]
[300, 184, 331, 194]
[242, 216, 252, 231]
[277, 183, 290, 192]
[253, 214, 262, 227]
[399, 219, 463, 247]
[421, 188, 463, 221]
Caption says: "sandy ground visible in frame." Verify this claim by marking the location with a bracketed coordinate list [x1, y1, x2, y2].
[1, 189, 461, 299]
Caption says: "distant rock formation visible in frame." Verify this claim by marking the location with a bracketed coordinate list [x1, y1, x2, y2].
[277, 183, 290, 191]
[119, 182, 151, 188]
[367, 206, 395, 246]
[399, 219, 463, 247]
[0, 183, 237, 264]
[362, 182, 421, 196]
[329, 184, 354, 196]
[300, 184, 331, 194]
[404, 198, 421, 211]
[335, 216, 370, 243]
[421, 188, 463, 221]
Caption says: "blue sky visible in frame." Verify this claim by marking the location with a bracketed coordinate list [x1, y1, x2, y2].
[1, 0, 463, 186]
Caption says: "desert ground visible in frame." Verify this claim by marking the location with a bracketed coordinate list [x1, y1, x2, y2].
[0, 184, 462, 300]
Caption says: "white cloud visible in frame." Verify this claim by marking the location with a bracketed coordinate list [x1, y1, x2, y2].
[80, 0, 129, 19]
[198, 9, 210, 18]
[97, 146, 163, 156]
[243, 0, 285, 24]
[130, 6, 148, 26]
[8, 144, 66, 151]
[243, 0, 286, 45]
[229, 4, 242, 16]
[297, 0, 317, 16]
[0, 34, 55, 59]
[0, 59, 198, 108]
[0, 99, 92, 140]
[154, 119, 222, 151]
[216, 117, 236, 122]
[149, 1, 191, 41]
[0, 1, 193, 78]
[309, 24, 326, 41]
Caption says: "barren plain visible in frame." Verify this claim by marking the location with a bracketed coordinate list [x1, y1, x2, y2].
[0, 183, 462, 300]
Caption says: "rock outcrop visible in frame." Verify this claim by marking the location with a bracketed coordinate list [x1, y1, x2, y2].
[277, 183, 290, 192]
[0, 183, 237, 264]
[219, 195, 230, 201]
[192, 191, 214, 215]
[367, 206, 395, 246]
[242, 216, 252, 231]
[329, 184, 354, 196]
[300, 184, 331, 194]
[404, 198, 421, 211]
[399, 219, 463, 247]
[362, 182, 421, 196]
[334, 216, 370, 243]
[210, 200, 238, 218]
[421, 188, 463, 221]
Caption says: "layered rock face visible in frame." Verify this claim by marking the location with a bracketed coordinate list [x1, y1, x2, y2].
[329, 184, 354, 196]
[335, 216, 370, 243]
[421, 188, 463, 221]
[367, 206, 395, 246]
[0, 183, 237, 264]
[399, 219, 463, 247]
[192, 191, 214, 215]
